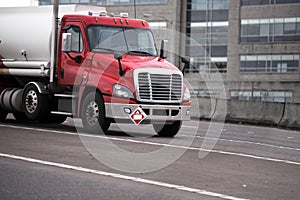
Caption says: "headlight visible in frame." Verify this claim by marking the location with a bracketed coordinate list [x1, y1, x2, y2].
[113, 84, 134, 99]
[183, 87, 191, 102]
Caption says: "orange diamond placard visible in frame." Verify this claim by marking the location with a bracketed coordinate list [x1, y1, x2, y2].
[130, 107, 147, 125]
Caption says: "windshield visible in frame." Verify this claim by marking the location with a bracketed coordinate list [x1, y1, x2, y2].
[87, 26, 157, 56]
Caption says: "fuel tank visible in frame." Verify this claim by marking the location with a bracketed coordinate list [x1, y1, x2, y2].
[0, 5, 105, 62]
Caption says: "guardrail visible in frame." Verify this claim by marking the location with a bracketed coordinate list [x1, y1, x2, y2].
[191, 98, 300, 130]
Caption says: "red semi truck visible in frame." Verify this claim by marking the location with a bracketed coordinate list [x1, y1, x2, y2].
[0, 5, 191, 137]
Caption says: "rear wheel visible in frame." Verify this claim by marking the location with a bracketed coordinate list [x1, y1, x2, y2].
[23, 84, 49, 121]
[81, 92, 110, 134]
[153, 121, 182, 137]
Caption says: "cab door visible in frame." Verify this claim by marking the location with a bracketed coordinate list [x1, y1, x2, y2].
[59, 21, 89, 86]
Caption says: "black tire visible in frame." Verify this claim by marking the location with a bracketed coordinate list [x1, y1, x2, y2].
[81, 92, 110, 134]
[23, 84, 49, 121]
[153, 121, 182, 137]
[13, 112, 29, 121]
[0, 106, 8, 122]
[40, 114, 67, 124]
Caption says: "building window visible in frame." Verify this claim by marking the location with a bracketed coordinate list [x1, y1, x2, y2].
[230, 91, 293, 103]
[191, 21, 228, 45]
[240, 54, 299, 73]
[40, 0, 90, 4]
[191, 0, 229, 10]
[39, 0, 167, 5]
[97, 0, 167, 5]
[241, 0, 300, 6]
[186, 0, 229, 74]
[241, 18, 300, 43]
[186, 21, 228, 73]
[186, 57, 227, 73]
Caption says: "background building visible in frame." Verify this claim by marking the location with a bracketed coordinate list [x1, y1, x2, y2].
[23, 0, 300, 102]
[0, 0, 38, 7]
[228, 0, 300, 103]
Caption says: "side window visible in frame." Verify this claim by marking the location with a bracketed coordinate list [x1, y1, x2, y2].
[66, 26, 83, 53]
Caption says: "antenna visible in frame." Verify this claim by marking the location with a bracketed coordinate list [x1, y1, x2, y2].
[133, 0, 137, 19]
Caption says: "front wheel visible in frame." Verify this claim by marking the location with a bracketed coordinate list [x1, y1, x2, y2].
[153, 121, 182, 137]
[81, 92, 110, 134]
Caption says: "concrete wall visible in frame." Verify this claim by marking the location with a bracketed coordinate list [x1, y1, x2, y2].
[279, 104, 300, 129]
[191, 97, 300, 130]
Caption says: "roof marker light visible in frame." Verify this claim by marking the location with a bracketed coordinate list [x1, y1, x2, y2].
[99, 11, 107, 16]
[120, 13, 129, 18]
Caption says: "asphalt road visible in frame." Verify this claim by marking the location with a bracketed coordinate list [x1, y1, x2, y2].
[0, 115, 299, 200]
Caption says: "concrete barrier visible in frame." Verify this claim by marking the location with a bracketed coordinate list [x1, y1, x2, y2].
[211, 98, 227, 121]
[190, 97, 200, 118]
[279, 103, 300, 129]
[193, 97, 300, 129]
[190, 97, 217, 119]
[226, 100, 285, 125]
[197, 98, 217, 119]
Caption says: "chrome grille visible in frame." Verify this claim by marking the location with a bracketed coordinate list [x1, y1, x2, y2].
[136, 70, 183, 103]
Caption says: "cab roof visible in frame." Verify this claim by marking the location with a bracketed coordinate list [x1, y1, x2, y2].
[62, 14, 150, 29]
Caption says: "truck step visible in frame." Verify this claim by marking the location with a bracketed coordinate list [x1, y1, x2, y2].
[54, 94, 77, 98]
[51, 111, 73, 116]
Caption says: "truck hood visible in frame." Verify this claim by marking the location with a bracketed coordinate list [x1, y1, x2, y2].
[88, 53, 184, 99]
[120, 54, 179, 71]
[91, 53, 180, 73]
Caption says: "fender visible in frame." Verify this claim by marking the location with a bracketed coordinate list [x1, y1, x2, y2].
[24, 82, 49, 94]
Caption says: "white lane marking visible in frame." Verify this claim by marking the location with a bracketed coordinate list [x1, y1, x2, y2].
[1, 124, 300, 166]
[0, 153, 248, 200]
[192, 121, 300, 134]
[182, 126, 300, 151]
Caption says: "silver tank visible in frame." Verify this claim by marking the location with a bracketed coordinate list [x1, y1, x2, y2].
[0, 5, 105, 62]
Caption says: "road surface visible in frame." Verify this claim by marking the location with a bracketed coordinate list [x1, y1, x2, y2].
[0, 116, 299, 200]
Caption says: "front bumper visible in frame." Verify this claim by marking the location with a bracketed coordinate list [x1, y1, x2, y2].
[105, 103, 191, 123]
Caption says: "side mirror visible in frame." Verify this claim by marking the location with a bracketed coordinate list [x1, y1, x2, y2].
[114, 52, 125, 76]
[181, 56, 190, 75]
[181, 56, 190, 64]
[62, 33, 72, 52]
[160, 40, 168, 59]
[114, 52, 123, 60]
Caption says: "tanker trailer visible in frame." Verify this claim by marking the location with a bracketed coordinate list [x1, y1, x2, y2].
[0, 5, 106, 122]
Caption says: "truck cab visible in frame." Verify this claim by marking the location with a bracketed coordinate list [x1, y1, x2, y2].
[0, 7, 191, 137]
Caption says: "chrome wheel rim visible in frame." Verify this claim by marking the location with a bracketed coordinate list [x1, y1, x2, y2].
[25, 90, 38, 114]
[86, 101, 99, 126]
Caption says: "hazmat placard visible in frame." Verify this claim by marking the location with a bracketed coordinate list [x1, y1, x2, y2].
[130, 107, 147, 125]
